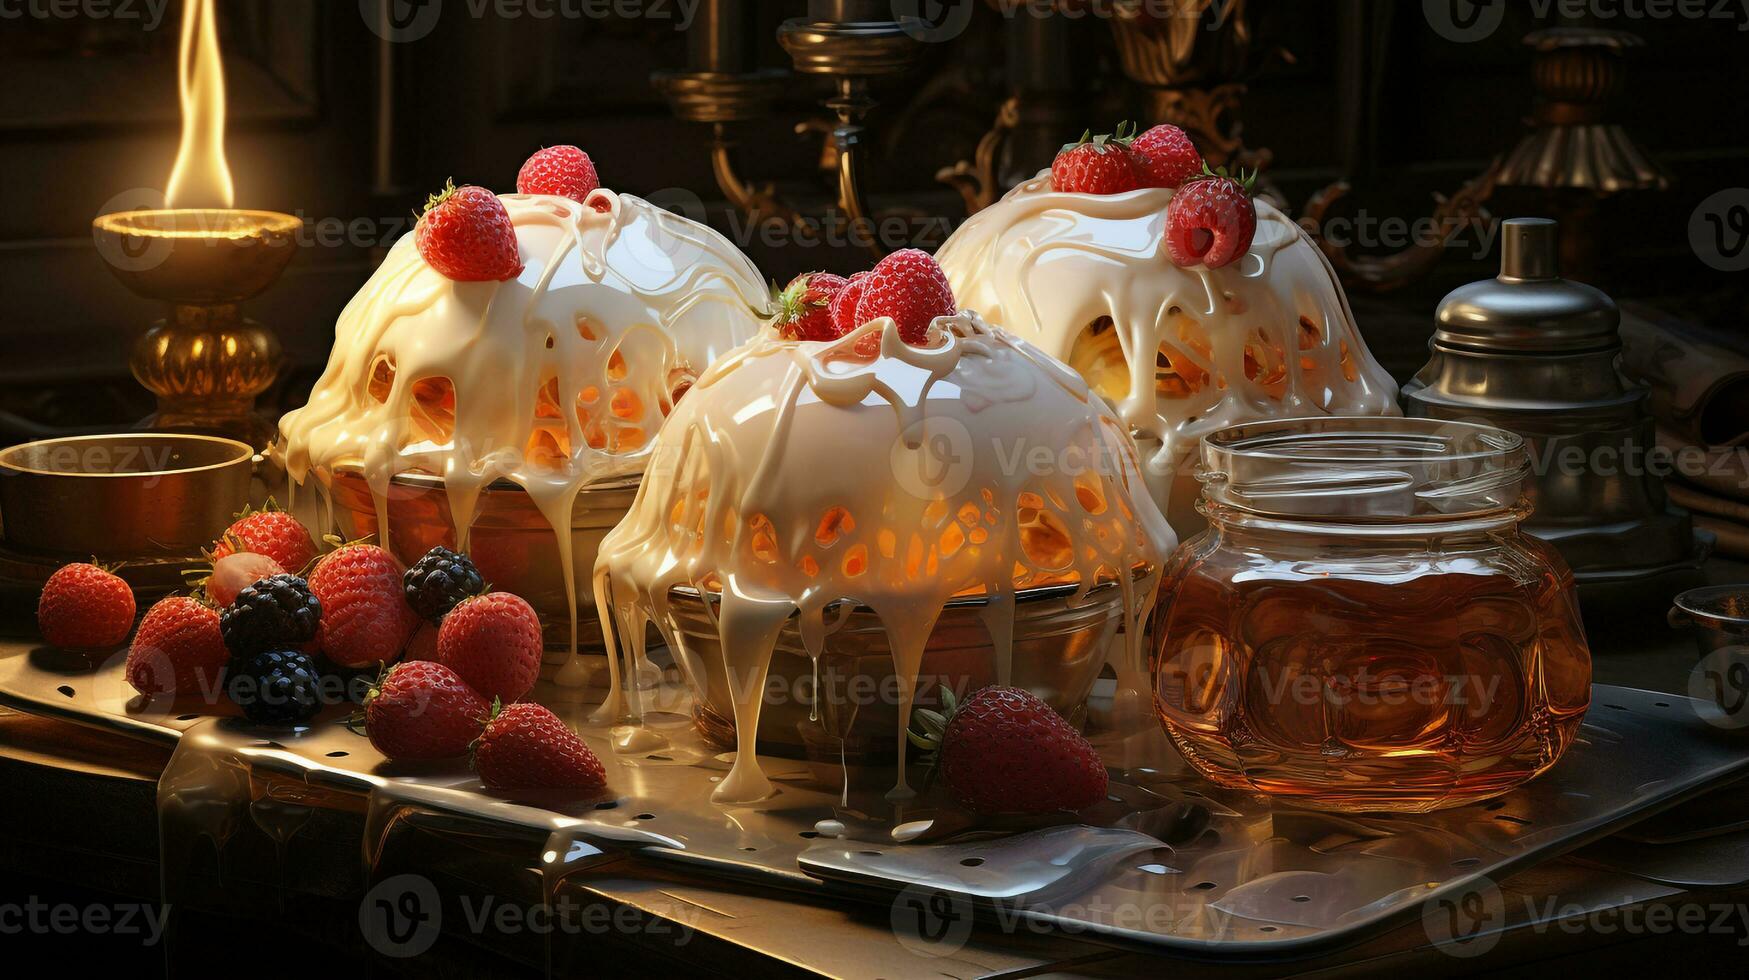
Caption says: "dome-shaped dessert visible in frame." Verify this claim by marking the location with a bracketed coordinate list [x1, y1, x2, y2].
[594, 311, 1175, 804]
[277, 188, 768, 667]
[936, 172, 1400, 530]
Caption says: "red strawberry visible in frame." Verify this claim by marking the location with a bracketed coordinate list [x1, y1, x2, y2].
[414, 181, 524, 282]
[404, 622, 439, 661]
[436, 592, 543, 704]
[125, 596, 228, 698]
[210, 501, 317, 573]
[1165, 166, 1258, 270]
[828, 270, 870, 335]
[206, 551, 287, 609]
[309, 544, 421, 668]
[1130, 123, 1203, 188]
[363, 660, 489, 761]
[774, 272, 848, 342]
[852, 248, 956, 347]
[516, 145, 601, 204]
[912, 685, 1107, 815]
[37, 562, 134, 649]
[1050, 130, 1142, 195]
[474, 701, 607, 794]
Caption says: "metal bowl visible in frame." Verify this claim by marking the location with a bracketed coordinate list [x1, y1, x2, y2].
[662, 576, 1139, 760]
[324, 465, 637, 653]
[1670, 585, 1749, 659]
[0, 433, 253, 559]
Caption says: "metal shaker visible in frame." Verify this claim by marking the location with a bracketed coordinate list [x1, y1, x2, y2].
[1401, 218, 1703, 599]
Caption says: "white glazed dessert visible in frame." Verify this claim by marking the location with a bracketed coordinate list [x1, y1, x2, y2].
[277, 189, 769, 676]
[935, 172, 1400, 530]
[592, 311, 1176, 805]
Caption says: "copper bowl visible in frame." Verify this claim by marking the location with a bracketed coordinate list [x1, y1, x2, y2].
[324, 465, 637, 654]
[0, 433, 253, 560]
[661, 574, 1143, 760]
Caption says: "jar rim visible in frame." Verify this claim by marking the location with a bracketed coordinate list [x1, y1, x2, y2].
[1199, 416, 1529, 522]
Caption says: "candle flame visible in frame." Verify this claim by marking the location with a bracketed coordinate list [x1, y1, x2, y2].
[164, 0, 234, 210]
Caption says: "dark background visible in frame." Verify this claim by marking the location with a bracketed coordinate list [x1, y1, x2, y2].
[0, 0, 1744, 434]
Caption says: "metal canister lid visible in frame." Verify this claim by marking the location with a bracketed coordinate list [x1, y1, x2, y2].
[1433, 218, 1620, 354]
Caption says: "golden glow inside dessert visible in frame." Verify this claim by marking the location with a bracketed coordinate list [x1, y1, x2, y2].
[593, 251, 1175, 805]
[935, 124, 1399, 528]
[277, 147, 769, 672]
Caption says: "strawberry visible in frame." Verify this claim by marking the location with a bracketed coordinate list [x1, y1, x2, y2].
[125, 596, 227, 699]
[852, 248, 956, 347]
[211, 501, 316, 573]
[516, 145, 601, 204]
[205, 551, 286, 609]
[37, 562, 134, 649]
[436, 592, 543, 704]
[308, 544, 421, 668]
[473, 701, 607, 794]
[1164, 165, 1258, 270]
[828, 270, 870, 335]
[910, 685, 1107, 815]
[1130, 123, 1203, 189]
[404, 622, 439, 661]
[774, 272, 848, 342]
[1050, 129, 1142, 195]
[414, 180, 524, 282]
[363, 660, 489, 761]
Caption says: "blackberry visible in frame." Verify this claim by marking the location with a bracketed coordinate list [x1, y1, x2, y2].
[220, 573, 321, 657]
[404, 546, 484, 622]
[228, 648, 322, 724]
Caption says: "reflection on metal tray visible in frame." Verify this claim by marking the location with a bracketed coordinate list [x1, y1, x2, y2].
[1, 641, 1745, 957]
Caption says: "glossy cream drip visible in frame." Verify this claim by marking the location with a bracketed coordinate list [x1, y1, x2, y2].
[277, 190, 769, 674]
[594, 313, 1175, 805]
[936, 171, 1400, 522]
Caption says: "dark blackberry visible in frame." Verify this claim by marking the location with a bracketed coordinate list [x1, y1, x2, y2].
[228, 648, 322, 724]
[404, 546, 484, 622]
[220, 573, 321, 657]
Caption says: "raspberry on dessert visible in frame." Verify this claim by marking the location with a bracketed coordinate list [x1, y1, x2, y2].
[774, 272, 849, 342]
[1165, 166, 1258, 270]
[206, 551, 287, 609]
[1050, 129, 1142, 195]
[219, 574, 322, 658]
[403, 546, 485, 623]
[852, 248, 957, 346]
[309, 544, 422, 668]
[436, 592, 543, 703]
[828, 270, 870, 336]
[473, 701, 607, 794]
[911, 684, 1107, 815]
[228, 648, 323, 724]
[210, 501, 317, 573]
[126, 596, 228, 698]
[516, 145, 600, 203]
[363, 660, 489, 761]
[1129, 123, 1204, 188]
[37, 562, 135, 650]
[414, 180, 524, 282]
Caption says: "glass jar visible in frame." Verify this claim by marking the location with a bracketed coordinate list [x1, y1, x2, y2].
[1149, 417, 1592, 812]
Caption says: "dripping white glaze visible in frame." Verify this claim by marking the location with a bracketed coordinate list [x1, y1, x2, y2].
[276, 189, 769, 679]
[593, 312, 1175, 805]
[935, 171, 1401, 528]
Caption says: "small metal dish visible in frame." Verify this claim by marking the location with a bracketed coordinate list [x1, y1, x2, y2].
[663, 574, 1141, 760]
[1670, 586, 1749, 658]
[0, 433, 253, 560]
[324, 465, 638, 653]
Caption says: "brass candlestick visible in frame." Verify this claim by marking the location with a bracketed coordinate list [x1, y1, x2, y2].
[92, 208, 302, 449]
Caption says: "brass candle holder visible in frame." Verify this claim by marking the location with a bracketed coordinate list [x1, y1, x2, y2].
[92, 208, 302, 449]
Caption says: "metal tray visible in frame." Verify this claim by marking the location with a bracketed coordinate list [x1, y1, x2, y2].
[3, 640, 1747, 958]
